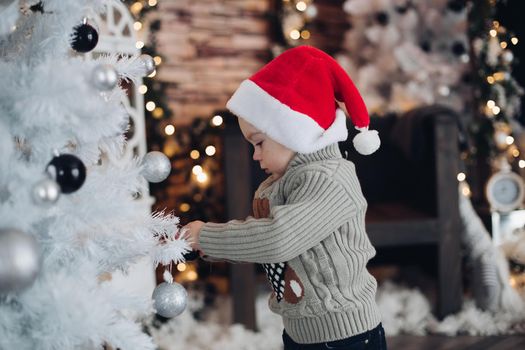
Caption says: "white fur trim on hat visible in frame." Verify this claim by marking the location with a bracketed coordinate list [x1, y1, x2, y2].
[353, 127, 380, 155]
[226, 80, 348, 154]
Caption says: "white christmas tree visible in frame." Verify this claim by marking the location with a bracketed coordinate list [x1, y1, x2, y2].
[0, 1, 189, 349]
[338, 0, 470, 115]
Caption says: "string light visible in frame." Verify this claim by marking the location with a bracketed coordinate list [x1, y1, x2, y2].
[176, 263, 187, 272]
[506, 136, 514, 145]
[133, 21, 142, 31]
[211, 115, 223, 126]
[487, 76, 495, 84]
[489, 29, 497, 37]
[130, 2, 143, 15]
[511, 37, 519, 45]
[164, 124, 175, 135]
[185, 270, 198, 281]
[163, 141, 177, 157]
[510, 276, 517, 288]
[205, 145, 216, 156]
[500, 41, 508, 49]
[146, 101, 156, 111]
[493, 72, 506, 81]
[180, 203, 190, 212]
[138, 85, 148, 94]
[135, 41, 145, 49]
[457, 172, 466, 182]
[301, 30, 311, 39]
[305, 4, 318, 18]
[296, 1, 307, 11]
[190, 150, 200, 159]
[148, 0, 158, 6]
[281, 0, 317, 46]
[512, 148, 520, 157]
[152, 107, 164, 119]
[153, 56, 162, 65]
[519, 160, 525, 168]
[192, 165, 203, 175]
[492, 106, 501, 115]
[487, 100, 496, 108]
[196, 172, 208, 183]
[460, 182, 471, 197]
[148, 69, 157, 78]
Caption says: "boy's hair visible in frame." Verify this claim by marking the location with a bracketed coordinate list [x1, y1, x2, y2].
[227, 46, 380, 155]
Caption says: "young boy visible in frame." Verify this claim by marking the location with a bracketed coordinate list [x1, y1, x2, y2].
[184, 46, 387, 349]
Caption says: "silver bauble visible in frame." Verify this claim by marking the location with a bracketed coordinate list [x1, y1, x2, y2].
[0, 228, 40, 293]
[91, 64, 119, 91]
[139, 54, 156, 76]
[141, 151, 171, 183]
[152, 282, 187, 318]
[32, 178, 60, 206]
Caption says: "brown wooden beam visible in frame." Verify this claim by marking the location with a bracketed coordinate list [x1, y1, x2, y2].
[223, 121, 257, 331]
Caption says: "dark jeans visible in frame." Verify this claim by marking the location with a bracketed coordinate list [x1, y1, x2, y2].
[282, 323, 387, 350]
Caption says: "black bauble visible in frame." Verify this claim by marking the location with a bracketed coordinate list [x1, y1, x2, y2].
[182, 250, 199, 261]
[71, 23, 99, 53]
[46, 154, 86, 194]
[375, 12, 389, 26]
[30, 1, 44, 13]
[452, 41, 466, 56]
[395, 5, 409, 14]
[447, 0, 466, 13]
[420, 41, 431, 52]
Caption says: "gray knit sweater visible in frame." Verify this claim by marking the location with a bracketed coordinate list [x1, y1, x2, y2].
[199, 143, 381, 344]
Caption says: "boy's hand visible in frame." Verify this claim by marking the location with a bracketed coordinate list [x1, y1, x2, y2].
[183, 220, 205, 252]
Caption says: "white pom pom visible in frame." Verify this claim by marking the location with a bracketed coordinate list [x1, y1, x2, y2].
[353, 127, 380, 155]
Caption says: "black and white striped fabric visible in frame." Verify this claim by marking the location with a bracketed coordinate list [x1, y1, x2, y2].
[262, 262, 286, 302]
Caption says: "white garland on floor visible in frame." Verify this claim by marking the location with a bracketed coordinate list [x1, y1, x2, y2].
[149, 295, 283, 350]
[151, 282, 525, 349]
[378, 282, 525, 336]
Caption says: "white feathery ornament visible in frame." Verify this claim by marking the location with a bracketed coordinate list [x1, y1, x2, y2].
[163, 269, 173, 284]
[353, 127, 380, 155]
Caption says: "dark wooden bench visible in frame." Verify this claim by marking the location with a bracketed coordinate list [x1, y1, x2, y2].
[342, 105, 463, 318]
[222, 105, 463, 329]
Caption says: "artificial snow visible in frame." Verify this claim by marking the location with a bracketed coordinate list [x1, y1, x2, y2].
[150, 281, 525, 349]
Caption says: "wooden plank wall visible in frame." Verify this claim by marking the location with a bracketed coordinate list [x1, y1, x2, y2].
[154, 0, 272, 125]
[153, 0, 348, 125]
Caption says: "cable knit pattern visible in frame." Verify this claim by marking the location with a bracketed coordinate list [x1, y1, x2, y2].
[199, 144, 381, 344]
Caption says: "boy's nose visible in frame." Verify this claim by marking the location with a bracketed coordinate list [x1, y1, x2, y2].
[253, 151, 261, 161]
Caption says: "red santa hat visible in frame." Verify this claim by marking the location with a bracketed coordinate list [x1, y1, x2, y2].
[226, 45, 380, 155]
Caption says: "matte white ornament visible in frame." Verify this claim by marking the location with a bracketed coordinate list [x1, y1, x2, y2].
[91, 64, 119, 91]
[32, 178, 60, 206]
[139, 54, 155, 76]
[141, 151, 171, 183]
[0, 228, 40, 293]
[152, 281, 187, 318]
